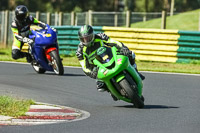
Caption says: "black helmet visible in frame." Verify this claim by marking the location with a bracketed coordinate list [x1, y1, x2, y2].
[15, 5, 29, 23]
[78, 25, 94, 47]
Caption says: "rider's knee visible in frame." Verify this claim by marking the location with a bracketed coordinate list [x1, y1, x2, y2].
[12, 49, 22, 59]
[129, 51, 136, 65]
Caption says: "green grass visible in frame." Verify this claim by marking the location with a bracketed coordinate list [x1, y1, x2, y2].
[131, 9, 200, 31]
[1, 47, 200, 74]
[137, 61, 200, 74]
[0, 95, 35, 117]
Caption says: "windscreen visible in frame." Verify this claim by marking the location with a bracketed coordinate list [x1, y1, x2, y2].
[96, 46, 113, 64]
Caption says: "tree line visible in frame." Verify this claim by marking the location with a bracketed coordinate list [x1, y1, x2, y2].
[0, 0, 200, 13]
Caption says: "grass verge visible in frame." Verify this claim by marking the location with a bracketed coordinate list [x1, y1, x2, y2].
[1, 47, 200, 74]
[131, 9, 200, 31]
[0, 95, 35, 117]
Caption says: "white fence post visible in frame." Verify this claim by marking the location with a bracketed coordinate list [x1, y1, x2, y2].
[55, 12, 58, 26]
[126, 10, 131, 27]
[143, 13, 147, 22]
[161, 10, 167, 29]
[0, 11, 4, 44]
[47, 12, 51, 25]
[170, 0, 174, 16]
[36, 11, 40, 20]
[59, 12, 63, 26]
[88, 10, 93, 26]
[3, 10, 9, 47]
[85, 12, 88, 25]
[71, 11, 75, 26]
[114, 12, 118, 27]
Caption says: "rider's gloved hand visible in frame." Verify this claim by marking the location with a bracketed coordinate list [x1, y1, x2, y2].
[23, 37, 34, 47]
[97, 33, 109, 41]
[120, 46, 131, 56]
[90, 67, 98, 79]
[51, 27, 57, 32]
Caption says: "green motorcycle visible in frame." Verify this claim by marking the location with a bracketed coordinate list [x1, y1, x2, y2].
[93, 46, 144, 108]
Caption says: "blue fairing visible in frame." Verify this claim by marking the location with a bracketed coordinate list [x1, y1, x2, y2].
[29, 26, 57, 46]
[29, 24, 58, 71]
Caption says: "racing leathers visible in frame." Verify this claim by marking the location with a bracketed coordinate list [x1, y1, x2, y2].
[76, 33, 142, 92]
[11, 15, 46, 62]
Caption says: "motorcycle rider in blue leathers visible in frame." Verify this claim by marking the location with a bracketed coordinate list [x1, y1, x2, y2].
[11, 5, 47, 63]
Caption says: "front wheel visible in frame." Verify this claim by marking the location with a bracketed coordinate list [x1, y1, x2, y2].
[31, 61, 46, 74]
[49, 50, 64, 75]
[119, 79, 144, 108]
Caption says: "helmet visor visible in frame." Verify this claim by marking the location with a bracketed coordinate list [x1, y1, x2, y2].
[79, 34, 94, 45]
[16, 13, 27, 22]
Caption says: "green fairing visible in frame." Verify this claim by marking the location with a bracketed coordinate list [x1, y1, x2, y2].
[93, 47, 143, 103]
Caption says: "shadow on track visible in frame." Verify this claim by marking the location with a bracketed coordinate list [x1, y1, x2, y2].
[144, 105, 179, 109]
[36, 73, 86, 76]
[115, 105, 179, 109]
[63, 73, 86, 76]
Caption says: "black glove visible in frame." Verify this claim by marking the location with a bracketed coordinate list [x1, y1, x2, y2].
[90, 67, 98, 79]
[38, 22, 47, 29]
[120, 46, 130, 56]
[97, 33, 109, 41]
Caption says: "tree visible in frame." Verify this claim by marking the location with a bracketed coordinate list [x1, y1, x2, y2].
[0, 0, 199, 12]
[124, 0, 135, 11]
[145, 0, 148, 12]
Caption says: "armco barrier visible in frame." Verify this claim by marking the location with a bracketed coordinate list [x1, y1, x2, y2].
[22, 26, 200, 63]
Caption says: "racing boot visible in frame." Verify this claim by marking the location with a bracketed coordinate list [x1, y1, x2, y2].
[96, 80, 107, 92]
[26, 53, 33, 63]
[110, 93, 118, 101]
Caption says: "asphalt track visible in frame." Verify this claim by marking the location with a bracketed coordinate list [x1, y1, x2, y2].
[0, 62, 200, 133]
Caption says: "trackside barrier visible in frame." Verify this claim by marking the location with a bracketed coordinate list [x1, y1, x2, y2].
[106, 27, 200, 63]
[52, 26, 104, 55]
[23, 26, 200, 63]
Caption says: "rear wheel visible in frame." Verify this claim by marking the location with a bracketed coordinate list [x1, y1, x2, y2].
[49, 50, 64, 75]
[31, 61, 46, 74]
[119, 79, 144, 108]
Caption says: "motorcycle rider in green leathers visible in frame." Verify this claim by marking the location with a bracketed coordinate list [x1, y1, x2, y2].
[76, 25, 145, 93]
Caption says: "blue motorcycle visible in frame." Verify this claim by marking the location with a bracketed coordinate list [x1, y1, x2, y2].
[28, 24, 64, 75]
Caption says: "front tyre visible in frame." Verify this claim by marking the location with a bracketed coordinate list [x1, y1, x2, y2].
[31, 62, 46, 74]
[119, 79, 144, 108]
[49, 50, 64, 75]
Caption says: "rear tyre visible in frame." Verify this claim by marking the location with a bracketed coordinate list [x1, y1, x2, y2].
[49, 50, 64, 75]
[119, 79, 144, 108]
[31, 62, 46, 74]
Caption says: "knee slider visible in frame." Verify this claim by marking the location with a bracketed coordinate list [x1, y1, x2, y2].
[12, 49, 22, 59]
